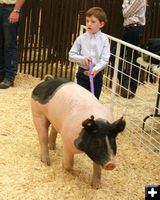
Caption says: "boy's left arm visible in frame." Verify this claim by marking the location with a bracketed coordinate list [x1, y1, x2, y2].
[92, 38, 110, 77]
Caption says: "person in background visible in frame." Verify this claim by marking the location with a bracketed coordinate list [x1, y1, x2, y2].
[69, 7, 110, 99]
[110, 0, 146, 98]
[0, 0, 25, 89]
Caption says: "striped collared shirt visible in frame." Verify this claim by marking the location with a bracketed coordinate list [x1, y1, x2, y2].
[69, 30, 110, 73]
[122, 0, 146, 27]
[0, 0, 16, 4]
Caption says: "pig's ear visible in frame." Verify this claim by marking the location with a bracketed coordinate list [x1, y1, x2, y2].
[111, 117, 126, 136]
[82, 115, 96, 131]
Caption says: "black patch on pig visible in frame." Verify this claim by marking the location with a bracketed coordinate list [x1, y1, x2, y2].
[74, 116, 126, 166]
[32, 78, 71, 104]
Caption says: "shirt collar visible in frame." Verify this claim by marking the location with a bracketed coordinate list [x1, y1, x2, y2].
[86, 30, 101, 38]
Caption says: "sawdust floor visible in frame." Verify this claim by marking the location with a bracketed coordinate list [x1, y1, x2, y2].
[0, 73, 159, 200]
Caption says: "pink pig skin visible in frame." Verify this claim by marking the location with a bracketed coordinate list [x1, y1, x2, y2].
[31, 82, 114, 189]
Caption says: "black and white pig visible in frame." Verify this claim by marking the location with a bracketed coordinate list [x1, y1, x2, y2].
[31, 75, 126, 189]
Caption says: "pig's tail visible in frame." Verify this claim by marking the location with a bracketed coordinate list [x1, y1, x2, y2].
[44, 74, 53, 81]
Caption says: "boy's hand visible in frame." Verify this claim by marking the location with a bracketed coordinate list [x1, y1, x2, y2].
[84, 57, 92, 67]
[84, 57, 97, 77]
[91, 69, 97, 78]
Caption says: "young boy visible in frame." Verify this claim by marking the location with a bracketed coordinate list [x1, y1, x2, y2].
[69, 7, 110, 99]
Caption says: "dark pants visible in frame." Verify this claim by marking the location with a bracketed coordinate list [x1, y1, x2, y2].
[76, 72, 103, 99]
[110, 26, 143, 93]
[0, 6, 22, 82]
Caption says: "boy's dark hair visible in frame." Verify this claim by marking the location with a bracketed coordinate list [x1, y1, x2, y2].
[85, 7, 108, 23]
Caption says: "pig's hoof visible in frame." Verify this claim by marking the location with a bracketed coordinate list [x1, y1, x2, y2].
[91, 181, 101, 190]
[63, 165, 72, 171]
[49, 143, 56, 150]
[41, 155, 50, 166]
[62, 163, 73, 171]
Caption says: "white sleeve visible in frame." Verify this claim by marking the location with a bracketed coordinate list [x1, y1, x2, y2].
[69, 36, 85, 65]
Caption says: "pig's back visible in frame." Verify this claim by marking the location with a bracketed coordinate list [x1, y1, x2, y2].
[50, 82, 112, 121]
[32, 78, 71, 104]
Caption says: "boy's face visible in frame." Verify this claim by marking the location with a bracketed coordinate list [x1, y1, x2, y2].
[86, 15, 104, 34]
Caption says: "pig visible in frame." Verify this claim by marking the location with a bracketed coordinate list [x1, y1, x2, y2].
[31, 75, 126, 189]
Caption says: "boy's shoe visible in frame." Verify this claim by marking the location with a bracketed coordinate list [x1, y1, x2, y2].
[120, 87, 135, 99]
[120, 82, 134, 98]
[128, 93, 135, 99]
[0, 79, 14, 89]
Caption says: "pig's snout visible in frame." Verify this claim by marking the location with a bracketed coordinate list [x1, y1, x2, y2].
[104, 162, 116, 170]
[103, 155, 116, 170]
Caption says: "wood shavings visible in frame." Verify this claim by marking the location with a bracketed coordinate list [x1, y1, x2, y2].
[0, 73, 159, 200]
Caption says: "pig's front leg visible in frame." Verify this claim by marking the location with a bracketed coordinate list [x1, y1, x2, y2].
[91, 162, 102, 189]
[62, 146, 74, 170]
[49, 125, 57, 150]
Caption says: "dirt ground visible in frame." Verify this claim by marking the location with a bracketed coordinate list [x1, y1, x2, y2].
[0, 73, 159, 200]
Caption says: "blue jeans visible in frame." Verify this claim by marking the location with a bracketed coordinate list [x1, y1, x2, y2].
[110, 26, 143, 93]
[0, 6, 22, 82]
[76, 72, 103, 99]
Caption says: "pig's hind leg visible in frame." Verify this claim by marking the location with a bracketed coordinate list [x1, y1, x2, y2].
[32, 113, 51, 166]
[49, 125, 57, 150]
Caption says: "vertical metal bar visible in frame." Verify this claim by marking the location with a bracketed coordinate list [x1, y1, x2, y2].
[111, 42, 121, 113]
